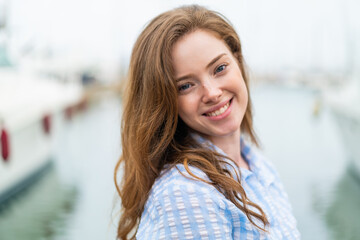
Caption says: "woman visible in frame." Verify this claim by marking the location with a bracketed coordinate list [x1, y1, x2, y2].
[114, 5, 300, 240]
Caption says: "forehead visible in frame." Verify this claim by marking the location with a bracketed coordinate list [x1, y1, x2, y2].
[172, 30, 232, 75]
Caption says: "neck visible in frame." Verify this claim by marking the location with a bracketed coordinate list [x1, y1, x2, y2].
[208, 130, 250, 170]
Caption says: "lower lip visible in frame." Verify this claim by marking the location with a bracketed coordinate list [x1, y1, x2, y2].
[204, 100, 232, 121]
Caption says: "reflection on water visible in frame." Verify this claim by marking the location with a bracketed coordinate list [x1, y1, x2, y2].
[324, 164, 360, 240]
[0, 163, 78, 240]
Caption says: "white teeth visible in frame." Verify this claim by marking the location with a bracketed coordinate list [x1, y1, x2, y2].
[206, 101, 230, 117]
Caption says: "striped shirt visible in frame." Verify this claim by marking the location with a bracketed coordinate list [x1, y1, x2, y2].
[136, 135, 300, 239]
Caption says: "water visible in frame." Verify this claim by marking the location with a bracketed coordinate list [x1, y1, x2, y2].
[255, 85, 360, 240]
[0, 165, 77, 240]
[1, 86, 359, 240]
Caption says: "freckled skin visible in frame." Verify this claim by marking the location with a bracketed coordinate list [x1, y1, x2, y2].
[172, 30, 248, 146]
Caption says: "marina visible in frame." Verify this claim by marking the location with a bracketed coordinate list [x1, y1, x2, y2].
[1, 85, 359, 240]
[1, 0, 360, 239]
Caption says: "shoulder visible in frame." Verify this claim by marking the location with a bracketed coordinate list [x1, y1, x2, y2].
[242, 140, 281, 182]
[248, 146, 293, 205]
[137, 164, 233, 239]
[148, 164, 226, 211]
[151, 164, 214, 196]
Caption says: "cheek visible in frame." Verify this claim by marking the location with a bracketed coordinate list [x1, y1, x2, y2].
[240, 84, 248, 106]
[241, 87, 249, 112]
[178, 98, 192, 119]
[232, 74, 248, 108]
[236, 73, 248, 97]
[241, 82, 248, 99]
[178, 96, 199, 124]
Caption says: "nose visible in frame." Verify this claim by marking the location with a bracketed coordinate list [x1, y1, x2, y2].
[201, 79, 222, 103]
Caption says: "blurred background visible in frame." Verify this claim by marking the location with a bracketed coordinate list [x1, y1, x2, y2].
[0, 0, 359, 239]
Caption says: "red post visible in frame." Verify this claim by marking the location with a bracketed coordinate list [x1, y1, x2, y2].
[42, 114, 51, 135]
[1, 128, 10, 161]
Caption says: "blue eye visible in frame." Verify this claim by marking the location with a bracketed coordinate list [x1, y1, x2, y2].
[215, 64, 226, 74]
[178, 83, 191, 92]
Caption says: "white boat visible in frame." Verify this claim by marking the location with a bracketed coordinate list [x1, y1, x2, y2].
[0, 68, 83, 203]
[324, 77, 360, 173]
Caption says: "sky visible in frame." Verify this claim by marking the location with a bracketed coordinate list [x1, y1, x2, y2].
[1, 0, 360, 77]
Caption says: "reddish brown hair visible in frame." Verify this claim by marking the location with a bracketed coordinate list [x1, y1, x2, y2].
[114, 5, 268, 239]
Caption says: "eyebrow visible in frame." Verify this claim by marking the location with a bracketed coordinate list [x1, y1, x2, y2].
[206, 53, 227, 69]
[176, 53, 227, 82]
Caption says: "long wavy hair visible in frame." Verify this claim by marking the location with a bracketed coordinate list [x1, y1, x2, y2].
[114, 5, 268, 239]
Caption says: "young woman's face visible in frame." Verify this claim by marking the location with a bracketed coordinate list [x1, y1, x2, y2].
[172, 29, 248, 140]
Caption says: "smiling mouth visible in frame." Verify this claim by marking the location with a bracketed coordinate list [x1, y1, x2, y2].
[204, 99, 232, 117]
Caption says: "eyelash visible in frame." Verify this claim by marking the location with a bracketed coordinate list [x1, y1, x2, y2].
[214, 64, 227, 74]
[178, 83, 192, 92]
